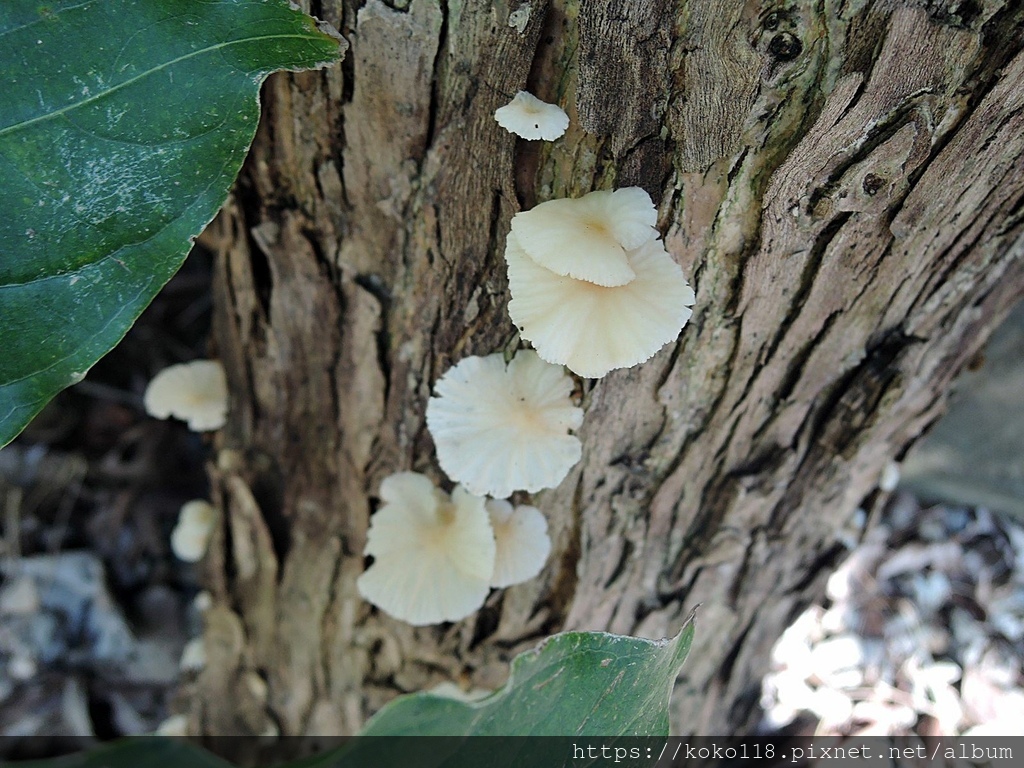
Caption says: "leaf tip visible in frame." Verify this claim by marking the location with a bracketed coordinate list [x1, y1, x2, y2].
[312, 18, 350, 63]
[669, 605, 699, 671]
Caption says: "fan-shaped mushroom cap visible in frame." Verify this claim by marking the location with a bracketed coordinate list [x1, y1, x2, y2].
[486, 499, 551, 588]
[144, 360, 228, 432]
[357, 473, 496, 626]
[426, 351, 583, 499]
[509, 188, 658, 287]
[507, 235, 695, 379]
[494, 90, 569, 141]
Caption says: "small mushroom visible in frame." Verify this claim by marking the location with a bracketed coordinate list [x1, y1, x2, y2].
[357, 472, 496, 626]
[426, 350, 583, 499]
[143, 360, 228, 431]
[510, 187, 658, 287]
[170, 500, 217, 562]
[879, 460, 901, 492]
[486, 499, 551, 588]
[506, 235, 695, 378]
[179, 637, 206, 672]
[494, 90, 569, 141]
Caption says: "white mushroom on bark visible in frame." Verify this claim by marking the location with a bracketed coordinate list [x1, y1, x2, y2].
[357, 472, 497, 626]
[506, 225, 695, 379]
[494, 90, 569, 141]
[143, 360, 228, 431]
[486, 499, 551, 588]
[426, 351, 583, 499]
[510, 187, 658, 287]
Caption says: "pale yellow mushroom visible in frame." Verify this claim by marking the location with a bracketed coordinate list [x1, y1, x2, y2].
[143, 360, 228, 431]
[506, 235, 695, 379]
[509, 187, 658, 287]
[494, 90, 569, 141]
[486, 499, 551, 588]
[170, 500, 216, 562]
[357, 473, 496, 626]
[426, 351, 582, 499]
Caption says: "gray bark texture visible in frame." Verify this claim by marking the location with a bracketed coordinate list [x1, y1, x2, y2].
[190, 0, 1024, 738]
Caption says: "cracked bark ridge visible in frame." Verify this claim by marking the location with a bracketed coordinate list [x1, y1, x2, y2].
[194, 0, 1024, 739]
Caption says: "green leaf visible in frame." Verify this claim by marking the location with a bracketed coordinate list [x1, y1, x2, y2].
[360, 617, 695, 737]
[288, 619, 695, 768]
[11, 737, 232, 768]
[0, 0, 342, 447]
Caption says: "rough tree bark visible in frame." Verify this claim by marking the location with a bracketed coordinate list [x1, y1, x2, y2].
[190, 0, 1024, 737]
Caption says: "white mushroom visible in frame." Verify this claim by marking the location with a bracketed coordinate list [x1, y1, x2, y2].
[509, 187, 658, 287]
[357, 473, 496, 626]
[494, 90, 569, 141]
[879, 460, 901, 492]
[179, 637, 206, 672]
[486, 499, 551, 588]
[170, 500, 217, 562]
[143, 360, 228, 431]
[425, 351, 583, 499]
[506, 235, 695, 378]
[192, 591, 213, 612]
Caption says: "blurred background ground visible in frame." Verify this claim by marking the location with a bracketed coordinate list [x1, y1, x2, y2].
[761, 493, 1024, 737]
[0, 247, 215, 757]
[0, 243, 1021, 752]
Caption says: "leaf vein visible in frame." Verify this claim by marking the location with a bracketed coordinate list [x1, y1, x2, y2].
[0, 32, 314, 138]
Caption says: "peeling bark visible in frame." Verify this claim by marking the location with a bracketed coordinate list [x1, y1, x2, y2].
[193, 0, 1024, 737]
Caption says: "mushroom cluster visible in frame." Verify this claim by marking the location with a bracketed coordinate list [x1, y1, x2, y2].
[357, 473, 550, 625]
[357, 90, 698, 627]
[360, 351, 575, 625]
[506, 188, 695, 378]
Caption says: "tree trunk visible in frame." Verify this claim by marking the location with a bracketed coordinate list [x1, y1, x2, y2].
[191, 0, 1024, 737]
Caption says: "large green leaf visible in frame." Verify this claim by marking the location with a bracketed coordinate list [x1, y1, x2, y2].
[235, 621, 696, 768]
[359, 618, 695, 737]
[0, 0, 342, 447]
[299, 618, 698, 768]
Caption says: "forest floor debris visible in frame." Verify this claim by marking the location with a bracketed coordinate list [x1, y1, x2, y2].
[762, 492, 1024, 736]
